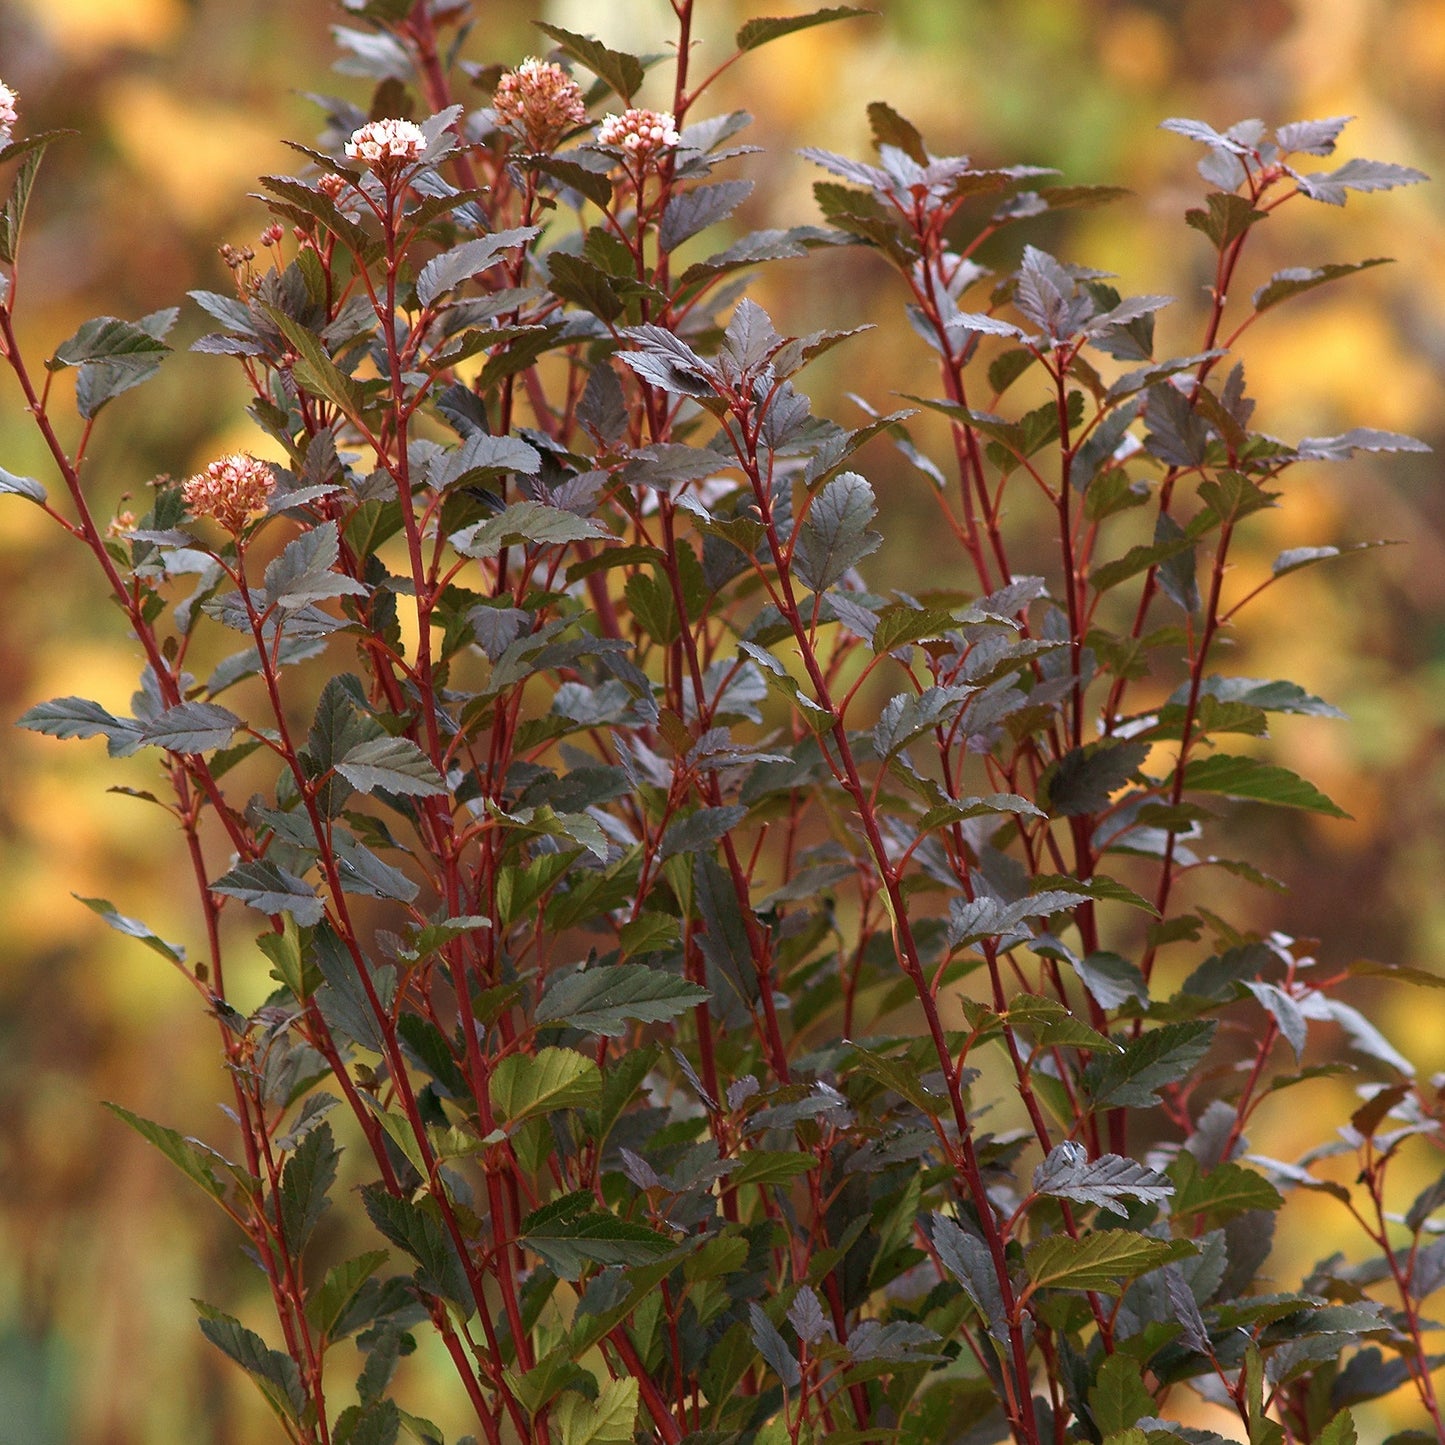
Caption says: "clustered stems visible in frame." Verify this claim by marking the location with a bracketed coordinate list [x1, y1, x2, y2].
[2, 8, 1439, 1445]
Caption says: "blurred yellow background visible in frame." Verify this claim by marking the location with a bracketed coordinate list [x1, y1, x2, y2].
[1, 1, 1443, 1440]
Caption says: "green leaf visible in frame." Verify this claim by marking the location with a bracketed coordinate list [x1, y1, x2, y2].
[534, 23, 645, 101]
[75, 895, 185, 963]
[104, 1101, 237, 1204]
[261, 304, 367, 416]
[552, 1378, 639, 1445]
[1085, 1021, 1216, 1109]
[1184, 753, 1348, 817]
[521, 1196, 675, 1279]
[1, 136, 67, 266]
[195, 1304, 308, 1422]
[736, 7, 872, 52]
[535, 964, 709, 1036]
[491, 1047, 602, 1122]
[1253, 257, 1391, 311]
[1024, 1230, 1193, 1295]
[361, 1186, 472, 1308]
[1089, 1353, 1154, 1433]
[1168, 1155, 1284, 1223]
[416, 227, 539, 308]
[848, 1044, 951, 1116]
[279, 1121, 338, 1254]
[1271, 540, 1393, 578]
[452, 500, 611, 559]
[1184, 191, 1267, 249]
[136, 700, 244, 753]
[212, 860, 325, 927]
[335, 735, 448, 797]
[48, 313, 171, 371]
[305, 1249, 389, 1338]
[264, 521, 369, 608]
[1042, 741, 1149, 817]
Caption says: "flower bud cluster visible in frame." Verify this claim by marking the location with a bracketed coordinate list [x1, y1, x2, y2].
[597, 107, 680, 168]
[345, 118, 427, 170]
[183, 454, 275, 534]
[492, 58, 586, 152]
[0, 82, 17, 149]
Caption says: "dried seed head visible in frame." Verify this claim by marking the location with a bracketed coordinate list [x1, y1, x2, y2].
[597, 107, 681, 169]
[345, 117, 428, 171]
[183, 453, 276, 534]
[492, 58, 587, 152]
[0, 83, 17, 148]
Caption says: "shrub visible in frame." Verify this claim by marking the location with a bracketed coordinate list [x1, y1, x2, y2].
[1, 4, 1439, 1442]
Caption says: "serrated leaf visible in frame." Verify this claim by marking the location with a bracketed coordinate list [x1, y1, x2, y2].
[196, 1305, 307, 1421]
[305, 1250, 389, 1338]
[16, 695, 142, 754]
[1044, 741, 1149, 817]
[1294, 157, 1429, 206]
[76, 895, 185, 963]
[360, 1186, 471, 1307]
[1090, 1352, 1155, 1433]
[618, 324, 718, 397]
[521, 1201, 674, 1279]
[1253, 258, 1390, 312]
[1025, 1230, 1193, 1295]
[0, 465, 45, 504]
[437, 432, 542, 491]
[263, 522, 370, 609]
[491, 1047, 602, 1122]
[1184, 754, 1347, 817]
[1085, 1021, 1216, 1109]
[535, 964, 708, 1036]
[947, 890, 1083, 950]
[534, 23, 644, 102]
[931, 1213, 1008, 1344]
[104, 1101, 233, 1203]
[335, 735, 447, 797]
[659, 180, 754, 253]
[261, 305, 366, 416]
[452, 500, 611, 559]
[794, 470, 880, 592]
[279, 1120, 338, 1253]
[1032, 1144, 1174, 1208]
[736, 7, 871, 52]
[552, 1377, 640, 1445]
[1294, 427, 1429, 460]
[212, 860, 325, 927]
[1277, 116, 1353, 156]
[749, 1303, 801, 1389]
[48, 313, 171, 371]
[136, 701, 244, 753]
[416, 227, 538, 307]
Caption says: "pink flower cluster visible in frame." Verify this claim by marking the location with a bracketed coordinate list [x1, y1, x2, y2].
[492, 58, 586, 152]
[183, 454, 276, 534]
[598, 107, 680, 168]
[345, 118, 427, 170]
[0, 83, 17, 149]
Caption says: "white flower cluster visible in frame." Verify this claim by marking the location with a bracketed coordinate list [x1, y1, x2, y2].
[183, 453, 276, 534]
[493, 58, 586, 151]
[597, 107, 680, 167]
[345, 117, 427, 169]
[0, 83, 18, 149]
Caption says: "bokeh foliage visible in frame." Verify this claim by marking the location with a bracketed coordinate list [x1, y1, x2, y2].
[1, 1, 1442, 1441]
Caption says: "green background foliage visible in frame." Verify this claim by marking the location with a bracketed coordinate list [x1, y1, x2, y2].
[1, 1, 1442, 1441]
